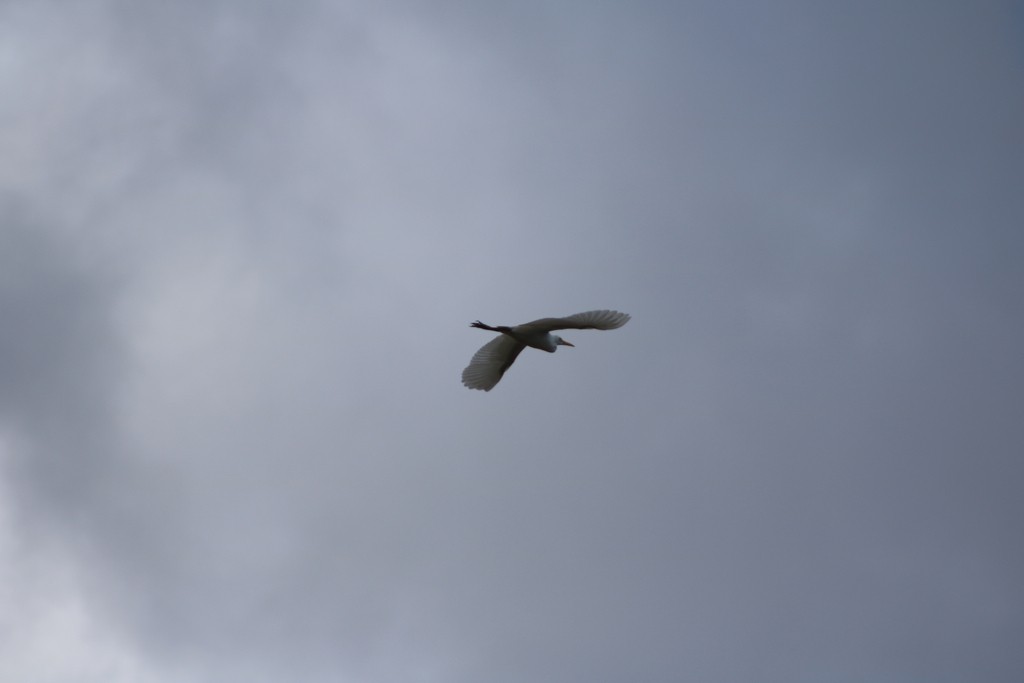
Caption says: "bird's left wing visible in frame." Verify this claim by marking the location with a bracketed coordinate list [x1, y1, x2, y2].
[519, 309, 631, 333]
[462, 334, 526, 391]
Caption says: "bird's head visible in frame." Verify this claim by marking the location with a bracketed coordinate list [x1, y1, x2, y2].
[555, 336, 575, 348]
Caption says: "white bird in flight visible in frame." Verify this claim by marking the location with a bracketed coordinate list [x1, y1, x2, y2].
[462, 309, 631, 391]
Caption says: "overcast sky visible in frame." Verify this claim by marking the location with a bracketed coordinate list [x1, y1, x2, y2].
[2, 1, 1023, 682]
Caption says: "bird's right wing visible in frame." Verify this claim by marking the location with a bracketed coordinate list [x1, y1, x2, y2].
[462, 335, 526, 391]
[521, 309, 631, 333]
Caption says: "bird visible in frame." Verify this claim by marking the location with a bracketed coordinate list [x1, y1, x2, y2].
[461, 309, 631, 391]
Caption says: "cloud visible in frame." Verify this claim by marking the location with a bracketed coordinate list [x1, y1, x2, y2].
[1, 1, 1022, 682]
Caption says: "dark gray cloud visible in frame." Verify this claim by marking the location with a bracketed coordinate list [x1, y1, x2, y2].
[2, 1, 1022, 682]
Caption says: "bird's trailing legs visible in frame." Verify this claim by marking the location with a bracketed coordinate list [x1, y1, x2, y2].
[470, 321, 512, 334]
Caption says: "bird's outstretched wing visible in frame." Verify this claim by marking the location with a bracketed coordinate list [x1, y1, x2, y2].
[462, 334, 526, 391]
[517, 309, 631, 333]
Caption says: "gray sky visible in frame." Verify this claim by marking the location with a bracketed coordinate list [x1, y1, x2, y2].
[2, 1, 1022, 681]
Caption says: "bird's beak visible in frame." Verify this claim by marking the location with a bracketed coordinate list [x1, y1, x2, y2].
[561, 340, 575, 347]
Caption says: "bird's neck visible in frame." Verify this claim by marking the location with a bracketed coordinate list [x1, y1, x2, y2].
[535, 333, 559, 353]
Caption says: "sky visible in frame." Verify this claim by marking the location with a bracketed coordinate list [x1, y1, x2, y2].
[1, 1, 1023, 681]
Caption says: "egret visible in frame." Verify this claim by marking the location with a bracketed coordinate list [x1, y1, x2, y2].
[461, 309, 631, 391]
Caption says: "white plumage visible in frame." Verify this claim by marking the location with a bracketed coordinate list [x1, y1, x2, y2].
[461, 310, 631, 391]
